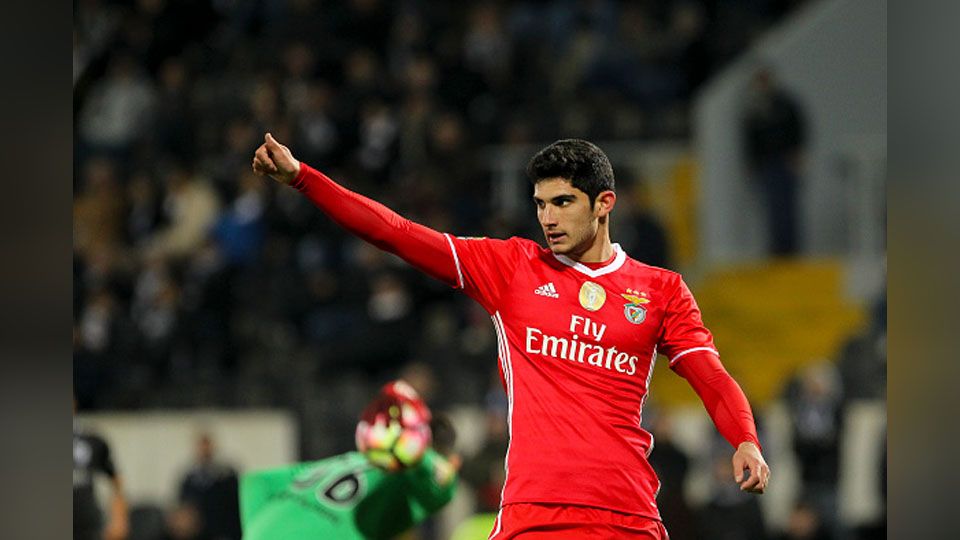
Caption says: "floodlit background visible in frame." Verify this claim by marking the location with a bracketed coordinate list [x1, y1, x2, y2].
[73, 0, 885, 538]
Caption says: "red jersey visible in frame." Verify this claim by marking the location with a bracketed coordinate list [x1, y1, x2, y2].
[446, 235, 715, 519]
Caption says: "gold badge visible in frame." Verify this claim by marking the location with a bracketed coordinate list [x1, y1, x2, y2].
[578, 282, 606, 311]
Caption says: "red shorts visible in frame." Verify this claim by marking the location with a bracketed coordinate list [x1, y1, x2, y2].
[488, 503, 670, 539]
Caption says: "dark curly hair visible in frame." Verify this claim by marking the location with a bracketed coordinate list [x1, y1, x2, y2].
[526, 139, 615, 204]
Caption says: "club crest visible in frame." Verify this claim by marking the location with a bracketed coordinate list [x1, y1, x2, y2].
[621, 289, 650, 324]
[578, 282, 606, 312]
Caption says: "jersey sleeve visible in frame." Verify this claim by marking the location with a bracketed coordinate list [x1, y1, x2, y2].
[659, 275, 761, 450]
[658, 274, 718, 367]
[401, 449, 458, 518]
[672, 352, 762, 449]
[446, 236, 526, 312]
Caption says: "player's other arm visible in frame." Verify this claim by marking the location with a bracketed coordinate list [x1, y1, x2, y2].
[252, 133, 459, 287]
[661, 276, 770, 494]
[402, 448, 459, 515]
[673, 353, 770, 493]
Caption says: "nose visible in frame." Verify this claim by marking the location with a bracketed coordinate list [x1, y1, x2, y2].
[539, 206, 557, 227]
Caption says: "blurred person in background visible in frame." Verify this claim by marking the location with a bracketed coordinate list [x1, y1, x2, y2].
[696, 445, 768, 540]
[159, 503, 205, 540]
[646, 411, 696, 540]
[74, 399, 129, 540]
[742, 65, 807, 256]
[773, 499, 835, 540]
[74, 286, 137, 409]
[74, 156, 126, 255]
[143, 160, 220, 261]
[837, 293, 886, 404]
[459, 381, 510, 515]
[612, 173, 672, 269]
[784, 361, 843, 536]
[252, 135, 769, 538]
[77, 51, 156, 161]
[239, 380, 459, 540]
[178, 432, 242, 540]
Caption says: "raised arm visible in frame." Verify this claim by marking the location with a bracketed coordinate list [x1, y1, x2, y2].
[252, 133, 460, 286]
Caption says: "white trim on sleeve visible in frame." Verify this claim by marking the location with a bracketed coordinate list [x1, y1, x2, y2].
[668, 346, 719, 367]
[443, 233, 464, 289]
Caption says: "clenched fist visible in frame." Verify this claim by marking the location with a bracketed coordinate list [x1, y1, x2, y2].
[252, 133, 301, 185]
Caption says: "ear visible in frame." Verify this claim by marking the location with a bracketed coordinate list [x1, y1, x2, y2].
[594, 190, 616, 218]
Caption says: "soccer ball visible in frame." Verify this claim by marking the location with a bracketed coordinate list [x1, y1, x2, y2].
[356, 401, 431, 472]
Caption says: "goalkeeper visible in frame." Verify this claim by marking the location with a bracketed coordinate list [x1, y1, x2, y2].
[240, 381, 460, 540]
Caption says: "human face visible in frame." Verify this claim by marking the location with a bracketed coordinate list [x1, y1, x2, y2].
[533, 177, 600, 257]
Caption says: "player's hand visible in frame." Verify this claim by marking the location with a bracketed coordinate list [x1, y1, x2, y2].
[732, 441, 770, 494]
[252, 132, 301, 185]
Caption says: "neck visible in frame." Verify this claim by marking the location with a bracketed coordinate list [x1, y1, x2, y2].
[569, 226, 614, 263]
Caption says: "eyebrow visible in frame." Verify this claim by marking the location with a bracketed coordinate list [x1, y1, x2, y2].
[533, 194, 577, 204]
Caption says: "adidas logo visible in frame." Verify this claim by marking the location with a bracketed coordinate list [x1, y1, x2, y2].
[534, 282, 560, 298]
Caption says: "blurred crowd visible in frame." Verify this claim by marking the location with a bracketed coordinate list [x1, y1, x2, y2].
[73, 0, 806, 434]
[70, 1, 892, 539]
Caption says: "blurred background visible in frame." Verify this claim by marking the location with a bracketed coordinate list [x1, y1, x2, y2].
[72, 0, 885, 539]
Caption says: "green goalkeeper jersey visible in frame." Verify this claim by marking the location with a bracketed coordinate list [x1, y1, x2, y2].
[240, 449, 457, 540]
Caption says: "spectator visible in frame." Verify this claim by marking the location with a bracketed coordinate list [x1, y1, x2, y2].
[838, 294, 886, 403]
[74, 156, 126, 256]
[154, 57, 197, 161]
[459, 379, 510, 513]
[773, 500, 835, 540]
[78, 52, 156, 158]
[74, 400, 129, 540]
[742, 65, 808, 256]
[785, 361, 843, 534]
[178, 432, 242, 540]
[144, 161, 220, 260]
[647, 412, 696, 540]
[696, 447, 768, 540]
[612, 175, 672, 269]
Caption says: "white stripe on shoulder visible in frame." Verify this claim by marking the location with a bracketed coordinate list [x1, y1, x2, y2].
[552, 243, 628, 278]
[443, 233, 464, 289]
[669, 346, 719, 367]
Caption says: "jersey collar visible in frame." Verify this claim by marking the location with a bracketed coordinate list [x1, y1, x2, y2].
[552, 243, 627, 278]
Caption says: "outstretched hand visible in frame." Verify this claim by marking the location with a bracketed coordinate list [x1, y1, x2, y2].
[252, 133, 301, 185]
[732, 441, 770, 494]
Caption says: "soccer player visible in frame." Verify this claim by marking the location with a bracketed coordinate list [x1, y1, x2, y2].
[240, 380, 459, 540]
[252, 134, 770, 538]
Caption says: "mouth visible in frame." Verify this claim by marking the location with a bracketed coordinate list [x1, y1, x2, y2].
[546, 232, 567, 245]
